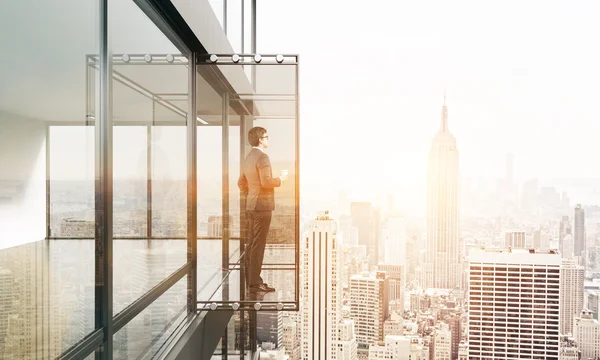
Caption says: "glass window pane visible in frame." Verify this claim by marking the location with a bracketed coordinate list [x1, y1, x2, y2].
[113, 276, 187, 359]
[109, 0, 188, 311]
[0, 0, 99, 357]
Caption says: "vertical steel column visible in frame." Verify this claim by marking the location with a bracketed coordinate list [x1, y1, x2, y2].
[241, 0, 245, 54]
[95, 0, 113, 358]
[147, 123, 152, 240]
[295, 57, 300, 307]
[223, 0, 228, 36]
[251, 0, 256, 89]
[46, 125, 51, 238]
[187, 52, 198, 314]
[239, 114, 246, 301]
[222, 92, 230, 358]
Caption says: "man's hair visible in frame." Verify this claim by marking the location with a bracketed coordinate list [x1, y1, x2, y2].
[248, 126, 267, 147]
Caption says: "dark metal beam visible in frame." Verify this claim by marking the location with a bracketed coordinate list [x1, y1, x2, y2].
[163, 311, 233, 360]
[133, 0, 208, 55]
[57, 329, 103, 360]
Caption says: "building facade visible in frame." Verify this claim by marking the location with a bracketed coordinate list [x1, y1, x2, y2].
[337, 319, 358, 360]
[350, 272, 389, 353]
[560, 258, 584, 335]
[468, 249, 560, 359]
[574, 311, 600, 360]
[505, 230, 526, 248]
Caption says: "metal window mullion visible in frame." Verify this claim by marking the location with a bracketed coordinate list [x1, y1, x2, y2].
[95, 0, 113, 358]
[223, 0, 228, 35]
[295, 58, 300, 309]
[222, 91, 230, 358]
[147, 102, 153, 239]
[239, 114, 246, 303]
[187, 51, 198, 314]
[251, 0, 256, 90]
[46, 125, 51, 238]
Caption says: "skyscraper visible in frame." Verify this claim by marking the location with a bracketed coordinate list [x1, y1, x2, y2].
[350, 202, 377, 267]
[505, 230, 526, 248]
[382, 216, 406, 266]
[560, 258, 584, 335]
[301, 212, 341, 360]
[257, 311, 283, 348]
[559, 216, 572, 256]
[282, 317, 301, 360]
[350, 271, 389, 356]
[468, 248, 560, 359]
[574, 204, 586, 266]
[424, 96, 461, 290]
[377, 264, 404, 313]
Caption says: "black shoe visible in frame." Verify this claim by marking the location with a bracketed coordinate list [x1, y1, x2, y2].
[249, 283, 276, 293]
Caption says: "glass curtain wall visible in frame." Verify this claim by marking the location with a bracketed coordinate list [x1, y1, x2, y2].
[0, 0, 196, 358]
[0, 0, 100, 358]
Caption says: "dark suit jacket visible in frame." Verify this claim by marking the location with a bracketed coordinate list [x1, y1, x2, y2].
[238, 148, 281, 211]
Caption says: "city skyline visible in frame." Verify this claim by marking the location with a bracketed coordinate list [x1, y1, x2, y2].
[258, 0, 600, 211]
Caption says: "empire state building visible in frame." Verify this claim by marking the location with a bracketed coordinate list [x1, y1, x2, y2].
[423, 96, 461, 290]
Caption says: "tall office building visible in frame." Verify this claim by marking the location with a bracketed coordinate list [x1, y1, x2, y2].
[377, 264, 404, 313]
[574, 204, 586, 266]
[351, 202, 377, 267]
[559, 216, 572, 256]
[423, 96, 461, 290]
[574, 310, 600, 360]
[257, 311, 283, 348]
[337, 319, 358, 360]
[350, 271, 389, 355]
[382, 216, 407, 267]
[282, 317, 301, 360]
[505, 230, 526, 248]
[447, 314, 462, 360]
[560, 258, 584, 335]
[0, 268, 13, 354]
[431, 323, 452, 360]
[468, 249, 560, 359]
[301, 212, 342, 360]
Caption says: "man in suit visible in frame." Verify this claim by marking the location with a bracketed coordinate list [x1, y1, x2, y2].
[238, 126, 287, 293]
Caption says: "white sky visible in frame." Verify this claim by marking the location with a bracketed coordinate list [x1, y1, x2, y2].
[257, 0, 600, 211]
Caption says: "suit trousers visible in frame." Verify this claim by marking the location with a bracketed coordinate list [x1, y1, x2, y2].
[245, 210, 272, 286]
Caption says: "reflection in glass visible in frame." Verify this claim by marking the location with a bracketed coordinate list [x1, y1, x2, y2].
[0, 0, 100, 356]
[110, 0, 189, 325]
[113, 276, 187, 359]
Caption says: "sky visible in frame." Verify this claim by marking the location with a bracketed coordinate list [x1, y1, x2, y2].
[256, 0, 600, 213]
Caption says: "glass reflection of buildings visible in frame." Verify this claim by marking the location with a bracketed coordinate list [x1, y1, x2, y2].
[0, 0, 299, 359]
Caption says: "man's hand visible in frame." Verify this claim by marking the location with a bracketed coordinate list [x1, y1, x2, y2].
[280, 171, 289, 183]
